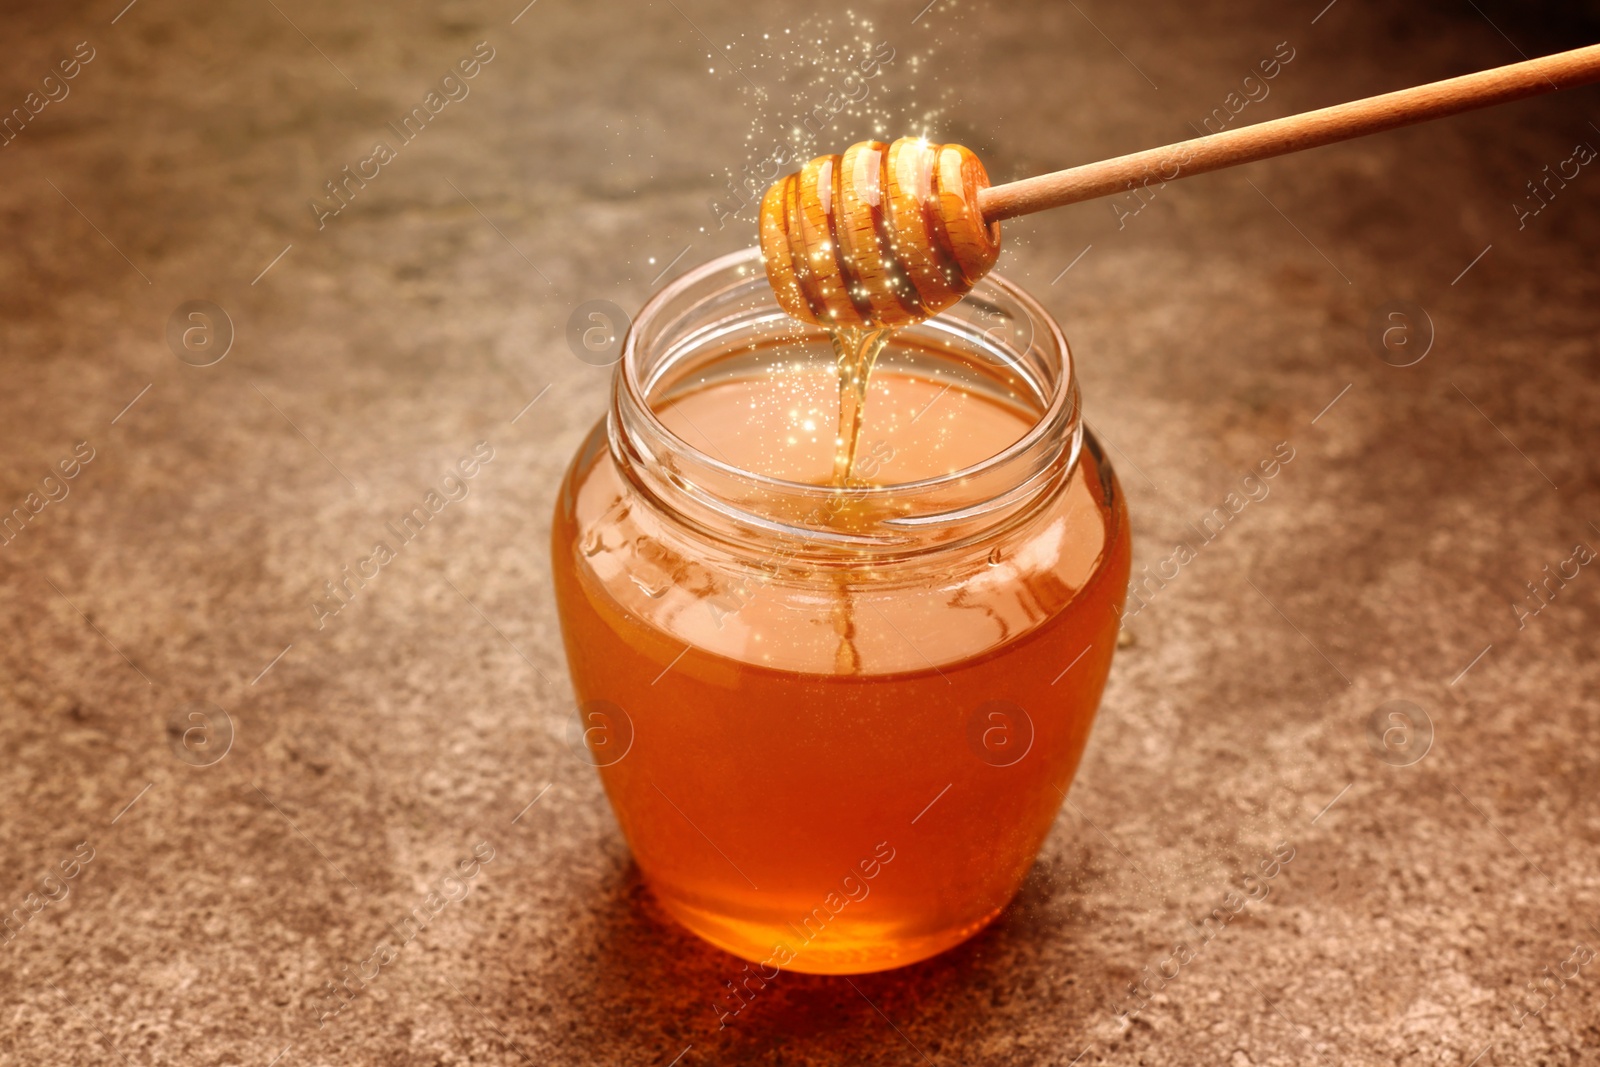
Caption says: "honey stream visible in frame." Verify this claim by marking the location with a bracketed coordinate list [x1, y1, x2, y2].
[824, 324, 892, 674]
[828, 325, 891, 487]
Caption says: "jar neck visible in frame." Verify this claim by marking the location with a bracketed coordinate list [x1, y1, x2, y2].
[609, 249, 1082, 561]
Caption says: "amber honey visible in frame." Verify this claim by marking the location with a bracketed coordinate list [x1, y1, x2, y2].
[551, 250, 1130, 974]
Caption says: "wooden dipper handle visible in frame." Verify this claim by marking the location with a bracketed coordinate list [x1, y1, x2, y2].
[759, 44, 1600, 329]
[978, 43, 1600, 221]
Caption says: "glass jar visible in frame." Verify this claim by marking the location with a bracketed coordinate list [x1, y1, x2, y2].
[551, 247, 1131, 975]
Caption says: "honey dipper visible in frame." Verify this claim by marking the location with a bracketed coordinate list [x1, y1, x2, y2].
[760, 43, 1600, 328]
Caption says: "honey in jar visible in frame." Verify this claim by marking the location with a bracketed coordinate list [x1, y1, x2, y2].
[551, 248, 1130, 973]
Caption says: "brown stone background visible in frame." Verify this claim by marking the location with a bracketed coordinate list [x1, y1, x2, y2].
[2, 0, 1599, 1063]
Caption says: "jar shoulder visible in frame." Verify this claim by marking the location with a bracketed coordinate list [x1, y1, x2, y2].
[552, 420, 1131, 675]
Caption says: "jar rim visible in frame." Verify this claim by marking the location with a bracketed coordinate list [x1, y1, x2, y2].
[611, 247, 1082, 551]
[619, 248, 1076, 493]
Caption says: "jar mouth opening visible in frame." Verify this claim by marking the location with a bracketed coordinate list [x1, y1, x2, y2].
[618, 247, 1077, 503]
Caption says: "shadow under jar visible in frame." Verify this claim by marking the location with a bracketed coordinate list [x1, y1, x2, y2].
[551, 248, 1131, 975]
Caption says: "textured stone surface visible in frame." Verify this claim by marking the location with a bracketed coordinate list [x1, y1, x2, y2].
[2, 1, 1599, 1064]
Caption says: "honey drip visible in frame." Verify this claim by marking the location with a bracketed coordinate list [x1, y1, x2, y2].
[828, 325, 891, 487]
[824, 325, 890, 674]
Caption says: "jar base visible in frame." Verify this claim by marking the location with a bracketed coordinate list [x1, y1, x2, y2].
[653, 889, 1007, 975]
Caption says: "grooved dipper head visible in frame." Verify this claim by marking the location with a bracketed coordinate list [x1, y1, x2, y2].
[759, 137, 1001, 329]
